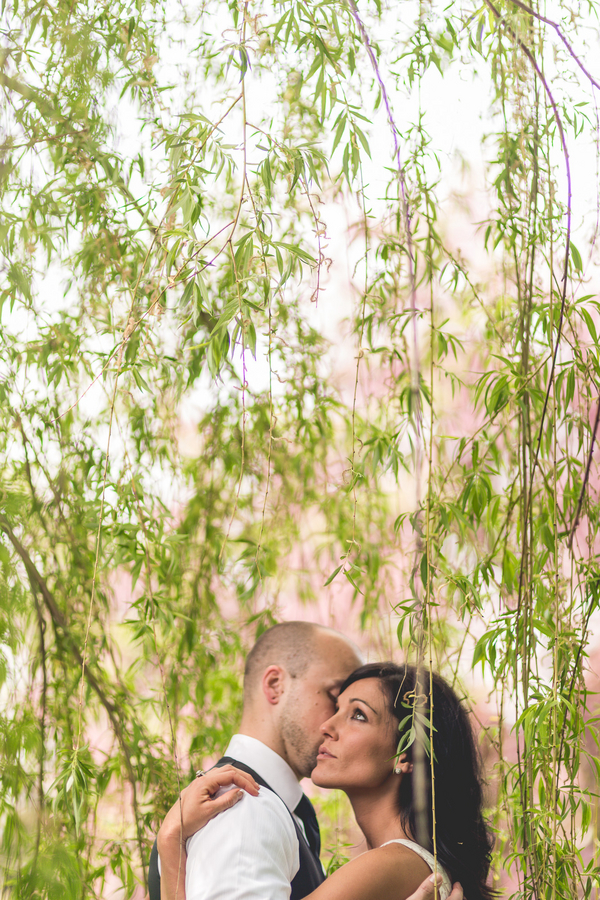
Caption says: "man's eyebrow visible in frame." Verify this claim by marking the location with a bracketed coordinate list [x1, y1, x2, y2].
[349, 697, 379, 715]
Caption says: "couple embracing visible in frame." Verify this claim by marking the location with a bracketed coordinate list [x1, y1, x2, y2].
[149, 622, 495, 900]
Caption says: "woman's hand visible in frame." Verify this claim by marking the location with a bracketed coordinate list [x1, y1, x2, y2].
[411, 874, 463, 900]
[158, 765, 260, 850]
[156, 765, 260, 900]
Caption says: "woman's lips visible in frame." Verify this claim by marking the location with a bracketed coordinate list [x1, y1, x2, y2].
[317, 745, 336, 759]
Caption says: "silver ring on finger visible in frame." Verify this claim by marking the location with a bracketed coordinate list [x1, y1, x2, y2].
[195, 769, 206, 778]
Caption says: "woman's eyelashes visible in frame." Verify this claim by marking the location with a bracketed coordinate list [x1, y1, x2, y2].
[350, 706, 367, 721]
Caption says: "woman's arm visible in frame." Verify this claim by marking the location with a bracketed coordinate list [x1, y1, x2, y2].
[155, 774, 463, 900]
[305, 843, 442, 900]
[156, 765, 259, 900]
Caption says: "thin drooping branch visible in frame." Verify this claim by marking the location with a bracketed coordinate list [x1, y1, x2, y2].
[344, 2, 431, 852]
[218, 68, 249, 568]
[348, 163, 369, 572]
[31, 585, 47, 869]
[0, 516, 147, 885]
[246, 175, 275, 580]
[484, 0, 572, 526]
[506, 0, 600, 92]
[568, 396, 600, 548]
[52, 91, 243, 427]
[344, 0, 421, 444]
[76, 358, 121, 750]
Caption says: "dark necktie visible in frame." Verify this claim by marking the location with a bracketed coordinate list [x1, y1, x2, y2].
[294, 793, 321, 858]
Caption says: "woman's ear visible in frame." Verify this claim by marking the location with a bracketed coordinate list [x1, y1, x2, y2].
[394, 752, 414, 775]
[262, 665, 286, 705]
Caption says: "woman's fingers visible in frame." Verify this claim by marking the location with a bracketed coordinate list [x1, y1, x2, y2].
[205, 765, 260, 796]
[165, 766, 261, 841]
[408, 874, 463, 900]
[203, 788, 245, 820]
[179, 766, 259, 805]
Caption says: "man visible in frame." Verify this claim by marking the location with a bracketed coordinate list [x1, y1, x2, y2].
[150, 621, 363, 900]
[149, 621, 466, 900]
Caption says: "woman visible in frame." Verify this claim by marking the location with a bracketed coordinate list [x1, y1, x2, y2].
[157, 663, 494, 900]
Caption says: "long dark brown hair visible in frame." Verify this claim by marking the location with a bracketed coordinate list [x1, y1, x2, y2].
[339, 662, 496, 900]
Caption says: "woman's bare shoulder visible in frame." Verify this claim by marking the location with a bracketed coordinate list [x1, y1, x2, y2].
[311, 843, 432, 900]
[372, 842, 432, 886]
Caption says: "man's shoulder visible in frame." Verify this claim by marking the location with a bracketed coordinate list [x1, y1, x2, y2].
[238, 783, 297, 821]
[185, 786, 301, 899]
[187, 785, 297, 853]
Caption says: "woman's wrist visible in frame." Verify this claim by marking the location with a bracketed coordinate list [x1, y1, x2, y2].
[157, 817, 188, 854]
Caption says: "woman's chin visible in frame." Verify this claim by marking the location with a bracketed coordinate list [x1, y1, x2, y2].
[310, 760, 339, 788]
[311, 773, 335, 787]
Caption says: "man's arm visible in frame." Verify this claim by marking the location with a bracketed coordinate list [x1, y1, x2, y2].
[157, 766, 260, 900]
[184, 786, 299, 900]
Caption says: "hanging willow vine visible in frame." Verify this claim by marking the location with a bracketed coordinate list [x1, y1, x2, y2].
[1, 0, 599, 897]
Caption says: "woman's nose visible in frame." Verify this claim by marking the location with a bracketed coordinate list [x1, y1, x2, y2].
[320, 712, 338, 738]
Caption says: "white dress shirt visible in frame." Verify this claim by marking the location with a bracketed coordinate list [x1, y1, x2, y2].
[183, 735, 304, 900]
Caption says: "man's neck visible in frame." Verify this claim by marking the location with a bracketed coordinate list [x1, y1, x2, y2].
[238, 718, 302, 781]
[236, 725, 301, 780]
[225, 732, 304, 813]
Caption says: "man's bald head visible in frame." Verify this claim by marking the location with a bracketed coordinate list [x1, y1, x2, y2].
[240, 620, 362, 777]
[244, 621, 332, 700]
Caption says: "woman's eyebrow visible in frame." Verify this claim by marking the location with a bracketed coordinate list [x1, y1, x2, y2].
[349, 697, 379, 715]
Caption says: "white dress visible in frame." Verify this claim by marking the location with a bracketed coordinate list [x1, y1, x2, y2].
[381, 839, 452, 900]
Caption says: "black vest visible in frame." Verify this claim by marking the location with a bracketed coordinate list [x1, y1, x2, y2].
[148, 756, 325, 900]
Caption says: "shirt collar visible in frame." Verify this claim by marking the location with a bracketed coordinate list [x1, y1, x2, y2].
[224, 734, 303, 813]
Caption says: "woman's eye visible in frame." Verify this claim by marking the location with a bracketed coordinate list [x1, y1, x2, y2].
[351, 708, 367, 721]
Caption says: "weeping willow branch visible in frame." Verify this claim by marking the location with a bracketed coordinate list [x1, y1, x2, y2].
[483, 0, 573, 497]
[568, 396, 600, 548]
[505, 0, 600, 91]
[344, 0, 422, 447]
[31, 583, 46, 870]
[2, 1, 599, 894]
[0, 515, 148, 886]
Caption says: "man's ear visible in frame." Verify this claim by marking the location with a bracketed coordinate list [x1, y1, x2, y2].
[262, 665, 286, 705]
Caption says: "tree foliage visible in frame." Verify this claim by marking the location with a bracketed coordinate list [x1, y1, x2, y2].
[1, 0, 600, 897]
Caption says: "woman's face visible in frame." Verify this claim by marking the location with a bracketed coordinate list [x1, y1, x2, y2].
[311, 677, 398, 791]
